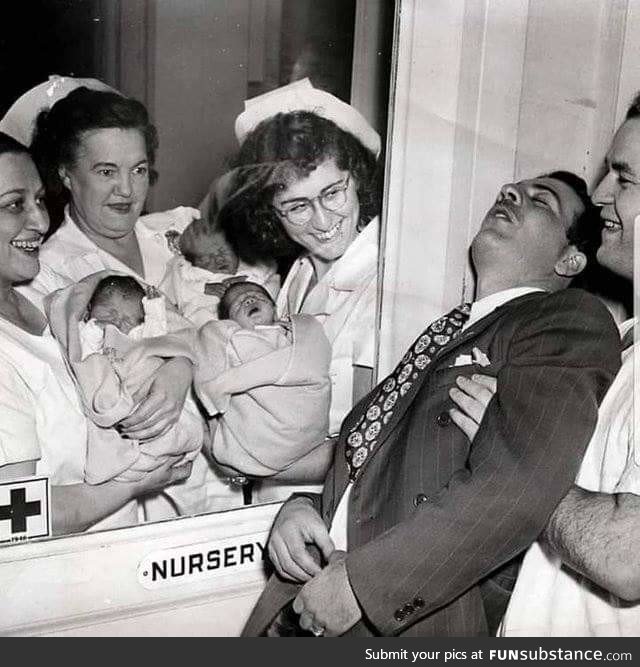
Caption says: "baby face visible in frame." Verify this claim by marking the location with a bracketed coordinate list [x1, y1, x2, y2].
[89, 292, 144, 334]
[226, 284, 275, 328]
[186, 230, 239, 275]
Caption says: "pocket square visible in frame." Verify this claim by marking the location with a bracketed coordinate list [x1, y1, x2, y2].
[471, 347, 491, 367]
[452, 354, 473, 367]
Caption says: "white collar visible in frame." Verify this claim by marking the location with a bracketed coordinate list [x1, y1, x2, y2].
[465, 287, 546, 330]
[54, 206, 105, 253]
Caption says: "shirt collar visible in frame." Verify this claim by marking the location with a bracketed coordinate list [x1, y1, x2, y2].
[55, 206, 146, 280]
[56, 206, 103, 253]
[464, 287, 546, 331]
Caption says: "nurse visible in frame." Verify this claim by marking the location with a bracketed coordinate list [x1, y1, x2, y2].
[0, 132, 191, 533]
[220, 80, 382, 496]
[5, 81, 225, 518]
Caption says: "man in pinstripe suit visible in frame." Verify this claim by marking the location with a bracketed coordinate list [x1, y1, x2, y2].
[243, 171, 621, 637]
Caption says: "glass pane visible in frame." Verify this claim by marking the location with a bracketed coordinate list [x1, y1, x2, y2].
[0, 0, 394, 544]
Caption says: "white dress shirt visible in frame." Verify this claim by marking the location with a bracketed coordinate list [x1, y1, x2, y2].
[501, 318, 639, 636]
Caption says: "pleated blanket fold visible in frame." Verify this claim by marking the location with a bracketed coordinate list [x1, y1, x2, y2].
[45, 271, 203, 484]
[194, 314, 331, 476]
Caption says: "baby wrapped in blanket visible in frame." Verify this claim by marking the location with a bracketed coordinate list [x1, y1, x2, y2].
[194, 281, 332, 477]
[160, 179, 279, 327]
[45, 272, 204, 485]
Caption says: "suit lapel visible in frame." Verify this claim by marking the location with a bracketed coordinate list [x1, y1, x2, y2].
[431, 291, 543, 367]
[347, 291, 545, 482]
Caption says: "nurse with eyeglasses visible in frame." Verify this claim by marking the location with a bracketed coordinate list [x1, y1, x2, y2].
[219, 80, 382, 500]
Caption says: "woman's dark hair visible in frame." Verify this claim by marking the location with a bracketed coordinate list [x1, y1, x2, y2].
[30, 87, 158, 226]
[220, 110, 380, 264]
[0, 131, 31, 159]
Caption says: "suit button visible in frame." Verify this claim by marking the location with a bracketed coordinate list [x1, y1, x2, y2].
[413, 493, 428, 507]
[403, 603, 414, 615]
[436, 411, 451, 426]
[394, 609, 405, 622]
[413, 597, 425, 608]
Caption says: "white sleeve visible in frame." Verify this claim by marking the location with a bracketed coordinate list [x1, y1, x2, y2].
[30, 262, 73, 297]
[0, 364, 41, 468]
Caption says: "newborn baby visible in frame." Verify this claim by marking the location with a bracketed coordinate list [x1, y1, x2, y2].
[218, 281, 283, 330]
[46, 272, 203, 494]
[160, 217, 279, 327]
[193, 281, 331, 478]
[89, 275, 146, 333]
[79, 276, 167, 359]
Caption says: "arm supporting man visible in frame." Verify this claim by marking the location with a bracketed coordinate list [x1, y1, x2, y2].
[544, 487, 640, 601]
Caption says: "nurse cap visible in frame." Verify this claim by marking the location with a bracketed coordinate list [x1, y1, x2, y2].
[234, 78, 381, 158]
[0, 75, 115, 146]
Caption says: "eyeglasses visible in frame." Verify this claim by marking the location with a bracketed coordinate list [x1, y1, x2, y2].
[272, 174, 351, 225]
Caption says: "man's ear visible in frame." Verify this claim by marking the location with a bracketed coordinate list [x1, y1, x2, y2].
[554, 245, 587, 278]
[58, 166, 71, 190]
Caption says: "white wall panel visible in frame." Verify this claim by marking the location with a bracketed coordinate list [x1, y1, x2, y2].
[379, 0, 634, 371]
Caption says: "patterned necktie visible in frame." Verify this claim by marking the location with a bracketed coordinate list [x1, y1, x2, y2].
[345, 303, 471, 481]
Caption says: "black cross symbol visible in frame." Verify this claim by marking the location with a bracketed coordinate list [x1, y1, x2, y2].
[0, 488, 41, 534]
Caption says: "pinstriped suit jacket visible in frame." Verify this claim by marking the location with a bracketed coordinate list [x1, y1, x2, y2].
[243, 289, 621, 636]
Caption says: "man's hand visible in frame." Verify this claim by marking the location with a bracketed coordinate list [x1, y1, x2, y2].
[268, 497, 335, 583]
[448, 374, 497, 442]
[293, 551, 362, 637]
[119, 357, 193, 441]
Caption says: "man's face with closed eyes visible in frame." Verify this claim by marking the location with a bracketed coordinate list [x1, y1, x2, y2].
[473, 176, 586, 284]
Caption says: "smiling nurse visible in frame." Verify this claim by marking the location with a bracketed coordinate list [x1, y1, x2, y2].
[0, 132, 191, 533]
[0, 81, 221, 519]
[219, 80, 381, 500]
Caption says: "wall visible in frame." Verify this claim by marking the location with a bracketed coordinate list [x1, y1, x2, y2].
[147, 0, 251, 210]
[378, 0, 638, 375]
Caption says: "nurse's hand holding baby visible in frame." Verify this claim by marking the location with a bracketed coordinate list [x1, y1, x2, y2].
[27, 85, 197, 443]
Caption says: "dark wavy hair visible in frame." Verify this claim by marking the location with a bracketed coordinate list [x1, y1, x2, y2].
[30, 87, 158, 226]
[545, 170, 601, 256]
[543, 170, 604, 290]
[219, 111, 380, 264]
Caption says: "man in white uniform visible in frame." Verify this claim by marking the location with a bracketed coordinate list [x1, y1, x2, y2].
[501, 94, 640, 636]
